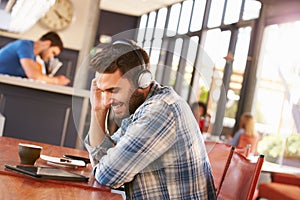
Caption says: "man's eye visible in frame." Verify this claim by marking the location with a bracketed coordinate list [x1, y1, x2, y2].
[112, 88, 120, 93]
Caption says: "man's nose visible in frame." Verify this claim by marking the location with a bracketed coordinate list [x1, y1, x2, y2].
[102, 92, 113, 107]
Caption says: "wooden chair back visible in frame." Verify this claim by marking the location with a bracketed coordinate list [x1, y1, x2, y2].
[238, 134, 259, 154]
[235, 144, 251, 157]
[205, 141, 235, 193]
[217, 153, 264, 200]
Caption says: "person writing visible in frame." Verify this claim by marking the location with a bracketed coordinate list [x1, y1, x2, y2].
[228, 112, 260, 154]
[0, 31, 70, 85]
[84, 40, 216, 199]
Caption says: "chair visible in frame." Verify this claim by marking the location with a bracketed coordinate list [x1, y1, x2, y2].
[235, 144, 251, 157]
[217, 153, 264, 200]
[237, 134, 260, 155]
[0, 113, 5, 136]
[258, 172, 300, 200]
[205, 141, 235, 194]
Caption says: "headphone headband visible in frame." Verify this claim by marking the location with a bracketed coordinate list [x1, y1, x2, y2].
[112, 40, 152, 89]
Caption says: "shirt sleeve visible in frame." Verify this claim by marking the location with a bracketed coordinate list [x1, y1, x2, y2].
[17, 40, 35, 60]
[84, 135, 115, 167]
[84, 117, 133, 166]
[92, 100, 177, 189]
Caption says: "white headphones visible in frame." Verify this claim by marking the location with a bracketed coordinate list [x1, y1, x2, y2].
[112, 40, 153, 89]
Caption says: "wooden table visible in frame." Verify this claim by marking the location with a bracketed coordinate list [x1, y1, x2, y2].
[0, 136, 123, 200]
[261, 160, 300, 175]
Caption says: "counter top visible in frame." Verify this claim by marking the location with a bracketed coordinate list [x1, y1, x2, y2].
[0, 74, 90, 98]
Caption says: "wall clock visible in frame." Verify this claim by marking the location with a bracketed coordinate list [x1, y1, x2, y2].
[39, 0, 74, 30]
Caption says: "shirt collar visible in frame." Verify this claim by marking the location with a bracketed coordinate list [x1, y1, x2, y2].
[145, 81, 160, 101]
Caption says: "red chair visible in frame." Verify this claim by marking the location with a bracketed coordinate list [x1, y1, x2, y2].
[217, 153, 264, 200]
[205, 141, 235, 194]
[235, 144, 251, 157]
[258, 172, 300, 200]
[237, 134, 260, 155]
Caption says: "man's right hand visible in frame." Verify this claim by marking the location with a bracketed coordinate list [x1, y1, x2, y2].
[53, 75, 70, 85]
[89, 78, 109, 147]
[90, 78, 109, 113]
[20, 58, 70, 86]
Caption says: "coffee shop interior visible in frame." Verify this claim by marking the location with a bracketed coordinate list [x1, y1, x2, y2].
[0, 0, 300, 199]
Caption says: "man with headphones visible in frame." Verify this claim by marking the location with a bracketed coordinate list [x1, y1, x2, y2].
[84, 40, 216, 199]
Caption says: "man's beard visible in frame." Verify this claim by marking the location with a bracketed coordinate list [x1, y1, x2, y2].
[129, 89, 146, 115]
[39, 52, 45, 61]
[112, 89, 145, 122]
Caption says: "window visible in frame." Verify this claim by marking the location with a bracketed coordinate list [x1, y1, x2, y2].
[177, 0, 193, 34]
[137, 0, 261, 135]
[243, 0, 261, 20]
[254, 21, 300, 166]
[207, 0, 225, 28]
[255, 22, 300, 135]
[166, 3, 181, 36]
[224, 0, 243, 25]
[190, 0, 206, 31]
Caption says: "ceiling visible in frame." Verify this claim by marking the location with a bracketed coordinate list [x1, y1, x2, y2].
[99, 0, 184, 16]
[99, 0, 291, 17]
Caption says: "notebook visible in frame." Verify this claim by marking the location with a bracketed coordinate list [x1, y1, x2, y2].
[5, 164, 89, 182]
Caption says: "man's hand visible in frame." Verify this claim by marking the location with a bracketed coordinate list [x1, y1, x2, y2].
[20, 58, 70, 86]
[90, 78, 110, 111]
[91, 78, 102, 110]
[89, 78, 109, 147]
[53, 75, 70, 85]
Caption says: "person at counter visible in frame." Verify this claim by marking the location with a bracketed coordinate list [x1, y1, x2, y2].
[0, 31, 70, 85]
[84, 40, 216, 199]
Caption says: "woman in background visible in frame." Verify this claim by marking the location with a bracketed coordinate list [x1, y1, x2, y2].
[228, 112, 260, 154]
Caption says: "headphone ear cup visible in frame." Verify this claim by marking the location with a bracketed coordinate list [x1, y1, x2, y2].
[137, 70, 152, 89]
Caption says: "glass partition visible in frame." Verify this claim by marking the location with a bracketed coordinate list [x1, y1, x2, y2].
[255, 21, 300, 167]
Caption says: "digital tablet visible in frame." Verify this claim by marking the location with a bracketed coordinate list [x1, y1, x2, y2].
[5, 164, 89, 182]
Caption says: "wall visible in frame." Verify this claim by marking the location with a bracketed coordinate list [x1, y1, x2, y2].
[95, 10, 139, 46]
[263, 0, 300, 25]
[81, 10, 139, 90]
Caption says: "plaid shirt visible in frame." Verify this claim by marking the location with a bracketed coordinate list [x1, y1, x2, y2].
[85, 82, 216, 200]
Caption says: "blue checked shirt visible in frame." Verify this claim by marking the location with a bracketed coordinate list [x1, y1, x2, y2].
[85, 82, 216, 200]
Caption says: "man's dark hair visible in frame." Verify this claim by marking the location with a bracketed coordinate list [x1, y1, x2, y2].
[39, 31, 63, 51]
[89, 40, 149, 81]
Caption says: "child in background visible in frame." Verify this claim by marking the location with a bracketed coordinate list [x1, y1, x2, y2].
[191, 101, 211, 133]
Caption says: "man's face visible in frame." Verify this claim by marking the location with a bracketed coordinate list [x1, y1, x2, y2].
[96, 69, 146, 120]
[40, 46, 61, 62]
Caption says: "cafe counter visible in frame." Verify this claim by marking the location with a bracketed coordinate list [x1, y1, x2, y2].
[0, 74, 90, 149]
